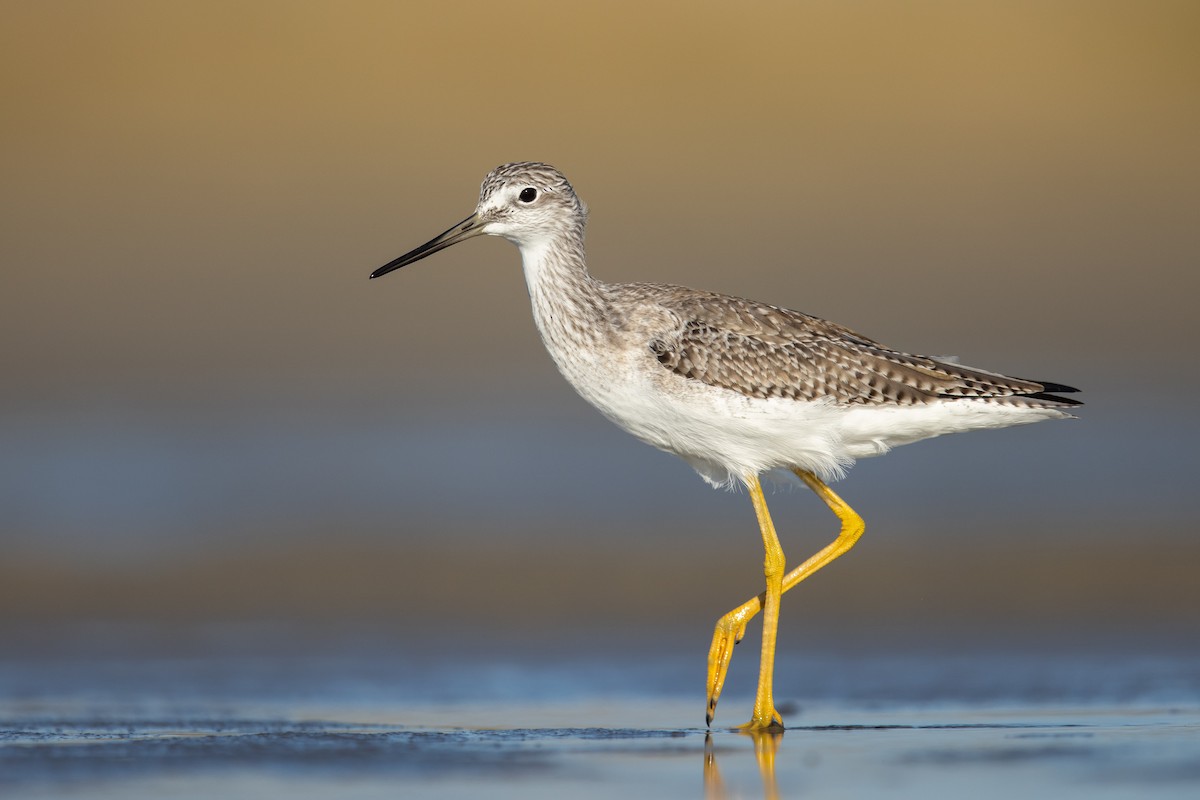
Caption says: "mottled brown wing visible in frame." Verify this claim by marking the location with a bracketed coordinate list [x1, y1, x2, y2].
[646, 289, 1077, 406]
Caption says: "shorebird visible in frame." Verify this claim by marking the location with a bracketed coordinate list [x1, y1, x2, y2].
[369, 162, 1081, 731]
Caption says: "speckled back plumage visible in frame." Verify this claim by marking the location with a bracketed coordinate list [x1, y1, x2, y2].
[628, 284, 1080, 409]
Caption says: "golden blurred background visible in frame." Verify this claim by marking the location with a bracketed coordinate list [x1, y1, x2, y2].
[2, 1, 1198, 650]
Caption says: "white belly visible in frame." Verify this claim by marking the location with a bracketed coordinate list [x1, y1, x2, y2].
[550, 341, 1068, 489]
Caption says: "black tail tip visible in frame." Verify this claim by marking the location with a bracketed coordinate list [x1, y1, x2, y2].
[1037, 381, 1081, 394]
[1030, 380, 1083, 406]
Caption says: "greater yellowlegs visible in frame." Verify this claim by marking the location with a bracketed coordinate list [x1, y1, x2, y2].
[370, 162, 1081, 731]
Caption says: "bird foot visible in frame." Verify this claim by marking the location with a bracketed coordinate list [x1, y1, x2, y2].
[706, 611, 751, 726]
[737, 711, 785, 733]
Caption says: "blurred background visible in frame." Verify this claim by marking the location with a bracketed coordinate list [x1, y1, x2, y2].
[1, 0, 1197, 692]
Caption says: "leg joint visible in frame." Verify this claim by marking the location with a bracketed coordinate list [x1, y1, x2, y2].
[838, 509, 865, 545]
[763, 549, 786, 581]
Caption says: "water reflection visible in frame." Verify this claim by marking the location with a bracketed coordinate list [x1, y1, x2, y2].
[705, 729, 783, 800]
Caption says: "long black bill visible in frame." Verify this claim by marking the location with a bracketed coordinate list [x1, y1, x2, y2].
[369, 213, 483, 279]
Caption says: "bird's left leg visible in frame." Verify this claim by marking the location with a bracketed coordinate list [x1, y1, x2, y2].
[737, 474, 786, 731]
[706, 469, 865, 727]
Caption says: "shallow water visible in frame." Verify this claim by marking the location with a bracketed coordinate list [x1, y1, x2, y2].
[5, 702, 1199, 799]
[3, 630, 1198, 798]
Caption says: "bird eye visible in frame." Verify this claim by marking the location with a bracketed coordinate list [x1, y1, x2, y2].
[519, 187, 537, 203]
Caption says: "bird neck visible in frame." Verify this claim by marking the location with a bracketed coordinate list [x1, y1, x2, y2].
[519, 226, 609, 348]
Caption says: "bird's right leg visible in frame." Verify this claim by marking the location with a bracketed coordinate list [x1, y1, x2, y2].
[706, 469, 865, 726]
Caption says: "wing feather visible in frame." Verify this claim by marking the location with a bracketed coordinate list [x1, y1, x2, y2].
[640, 287, 1080, 408]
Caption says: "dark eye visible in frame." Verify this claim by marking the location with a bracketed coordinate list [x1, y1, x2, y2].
[519, 187, 537, 203]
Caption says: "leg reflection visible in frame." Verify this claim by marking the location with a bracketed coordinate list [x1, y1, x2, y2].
[703, 732, 726, 800]
[703, 729, 782, 800]
[750, 728, 782, 800]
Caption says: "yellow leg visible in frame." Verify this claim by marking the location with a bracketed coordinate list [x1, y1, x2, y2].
[737, 475, 786, 731]
[706, 469, 865, 727]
